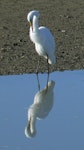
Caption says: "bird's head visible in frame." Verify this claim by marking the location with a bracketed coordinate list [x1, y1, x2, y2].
[27, 10, 40, 27]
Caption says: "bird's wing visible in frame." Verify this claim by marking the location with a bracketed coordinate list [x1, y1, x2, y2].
[38, 27, 56, 63]
[39, 26, 56, 54]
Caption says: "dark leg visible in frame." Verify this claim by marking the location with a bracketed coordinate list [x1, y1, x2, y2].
[36, 72, 40, 91]
[36, 59, 40, 74]
[36, 60, 40, 91]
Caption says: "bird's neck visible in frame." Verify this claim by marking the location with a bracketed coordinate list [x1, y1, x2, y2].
[32, 15, 39, 32]
[30, 116, 36, 134]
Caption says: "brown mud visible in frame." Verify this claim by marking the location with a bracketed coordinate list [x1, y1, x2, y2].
[0, 0, 84, 75]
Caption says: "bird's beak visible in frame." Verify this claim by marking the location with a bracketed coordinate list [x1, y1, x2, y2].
[28, 118, 31, 129]
[29, 21, 33, 31]
[28, 121, 30, 130]
[29, 21, 32, 27]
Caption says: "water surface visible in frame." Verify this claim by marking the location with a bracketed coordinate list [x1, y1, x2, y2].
[0, 70, 84, 150]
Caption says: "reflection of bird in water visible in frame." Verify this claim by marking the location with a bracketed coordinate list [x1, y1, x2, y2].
[25, 80, 55, 138]
[27, 10, 56, 74]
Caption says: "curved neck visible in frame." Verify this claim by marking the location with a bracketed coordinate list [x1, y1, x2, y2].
[32, 15, 39, 32]
[30, 116, 36, 133]
[26, 116, 36, 137]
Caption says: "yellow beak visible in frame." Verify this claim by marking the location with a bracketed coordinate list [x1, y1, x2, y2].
[29, 21, 32, 27]
[29, 21, 33, 30]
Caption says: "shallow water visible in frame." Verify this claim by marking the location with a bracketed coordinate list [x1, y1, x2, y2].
[0, 70, 84, 150]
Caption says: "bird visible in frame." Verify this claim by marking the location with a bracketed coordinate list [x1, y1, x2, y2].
[25, 80, 55, 138]
[27, 10, 56, 74]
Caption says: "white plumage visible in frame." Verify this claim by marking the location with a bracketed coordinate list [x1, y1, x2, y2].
[25, 80, 55, 138]
[27, 10, 56, 64]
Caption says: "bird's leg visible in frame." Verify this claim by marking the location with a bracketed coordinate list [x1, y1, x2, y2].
[36, 59, 40, 91]
[36, 59, 40, 74]
[46, 55, 49, 89]
[36, 73, 40, 91]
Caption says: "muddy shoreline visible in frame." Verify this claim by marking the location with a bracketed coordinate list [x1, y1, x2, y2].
[0, 0, 84, 75]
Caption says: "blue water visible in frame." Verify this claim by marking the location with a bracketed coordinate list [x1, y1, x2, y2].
[0, 70, 84, 150]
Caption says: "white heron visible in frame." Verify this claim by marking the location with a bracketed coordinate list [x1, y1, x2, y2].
[25, 80, 55, 138]
[27, 10, 56, 73]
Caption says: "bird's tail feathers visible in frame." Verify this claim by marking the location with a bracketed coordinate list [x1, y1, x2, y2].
[48, 56, 56, 64]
